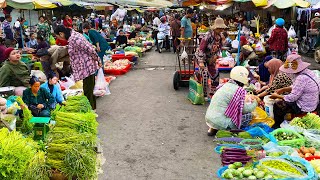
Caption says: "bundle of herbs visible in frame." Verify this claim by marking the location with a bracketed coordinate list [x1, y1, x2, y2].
[16, 96, 34, 133]
[0, 128, 38, 180]
[61, 95, 92, 113]
[24, 151, 50, 180]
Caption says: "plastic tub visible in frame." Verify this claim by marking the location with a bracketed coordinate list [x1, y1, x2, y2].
[217, 166, 228, 179]
[264, 95, 275, 119]
[112, 54, 134, 62]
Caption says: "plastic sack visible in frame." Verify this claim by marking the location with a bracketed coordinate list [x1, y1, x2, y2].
[70, 80, 83, 89]
[252, 107, 268, 119]
[187, 77, 205, 105]
[280, 155, 318, 180]
[59, 76, 75, 90]
[263, 142, 294, 155]
[259, 157, 308, 179]
[303, 130, 320, 149]
[49, 35, 56, 45]
[243, 123, 274, 133]
[180, 47, 188, 60]
[288, 25, 297, 38]
[94, 68, 111, 97]
[246, 127, 277, 143]
[231, 40, 239, 49]
[271, 128, 305, 148]
[30, 70, 47, 83]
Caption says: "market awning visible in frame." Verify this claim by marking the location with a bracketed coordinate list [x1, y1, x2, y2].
[273, 0, 310, 9]
[33, 0, 57, 9]
[0, 0, 6, 8]
[49, 0, 74, 6]
[111, 0, 173, 8]
[6, 0, 34, 9]
[180, 0, 232, 6]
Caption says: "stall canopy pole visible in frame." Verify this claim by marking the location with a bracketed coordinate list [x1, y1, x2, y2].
[236, 23, 241, 66]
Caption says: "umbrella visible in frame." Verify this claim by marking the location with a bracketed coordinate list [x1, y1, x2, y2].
[33, 0, 57, 9]
[273, 0, 310, 9]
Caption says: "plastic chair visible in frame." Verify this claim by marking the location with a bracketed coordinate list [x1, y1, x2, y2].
[33, 62, 43, 71]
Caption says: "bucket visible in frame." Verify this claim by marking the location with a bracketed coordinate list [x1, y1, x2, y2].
[264, 95, 275, 119]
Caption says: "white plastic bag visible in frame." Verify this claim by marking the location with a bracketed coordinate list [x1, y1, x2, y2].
[267, 25, 276, 37]
[231, 40, 239, 49]
[30, 70, 47, 83]
[288, 25, 297, 38]
[93, 68, 111, 97]
[180, 46, 188, 60]
[59, 76, 75, 90]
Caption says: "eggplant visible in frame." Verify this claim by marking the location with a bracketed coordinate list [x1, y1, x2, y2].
[222, 151, 247, 156]
[223, 148, 246, 152]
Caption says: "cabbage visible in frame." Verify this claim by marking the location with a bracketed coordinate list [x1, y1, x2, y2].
[248, 175, 257, 179]
[228, 164, 236, 169]
[223, 172, 234, 179]
[233, 162, 242, 168]
[237, 167, 245, 173]
[255, 171, 265, 178]
[243, 169, 253, 177]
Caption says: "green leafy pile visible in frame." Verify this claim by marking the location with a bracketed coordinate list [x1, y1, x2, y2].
[16, 96, 33, 133]
[0, 128, 38, 180]
[25, 151, 50, 180]
[60, 95, 92, 113]
[290, 113, 320, 129]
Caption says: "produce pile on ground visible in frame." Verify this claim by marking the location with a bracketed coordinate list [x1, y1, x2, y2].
[221, 162, 274, 179]
[271, 128, 305, 148]
[104, 59, 131, 71]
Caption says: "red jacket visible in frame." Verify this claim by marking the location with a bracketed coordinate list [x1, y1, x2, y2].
[267, 27, 288, 52]
[63, 18, 72, 28]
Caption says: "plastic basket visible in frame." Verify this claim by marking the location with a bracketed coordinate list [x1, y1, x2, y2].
[214, 144, 245, 154]
[240, 139, 263, 150]
[250, 117, 275, 127]
[112, 54, 134, 62]
[217, 166, 228, 179]
[104, 64, 132, 75]
[270, 128, 305, 148]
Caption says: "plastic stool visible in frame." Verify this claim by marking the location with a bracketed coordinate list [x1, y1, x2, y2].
[33, 62, 43, 71]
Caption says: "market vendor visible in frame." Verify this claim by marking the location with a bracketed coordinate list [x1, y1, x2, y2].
[83, 23, 111, 66]
[41, 72, 65, 105]
[22, 76, 55, 117]
[257, 55, 272, 83]
[270, 54, 320, 128]
[206, 66, 258, 136]
[0, 48, 30, 87]
[54, 25, 100, 111]
[115, 30, 128, 46]
[195, 17, 226, 100]
[221, 32, 232, 49]
[257, 59, 292, 98]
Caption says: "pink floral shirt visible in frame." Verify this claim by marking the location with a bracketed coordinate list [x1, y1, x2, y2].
[68, 30, 99, 81]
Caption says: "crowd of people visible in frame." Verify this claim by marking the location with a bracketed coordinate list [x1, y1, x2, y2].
[0, 8, 320, 134]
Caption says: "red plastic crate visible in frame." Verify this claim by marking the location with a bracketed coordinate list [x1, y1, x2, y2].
[104, 64, 132, 75]
[112, 54, 134, 62]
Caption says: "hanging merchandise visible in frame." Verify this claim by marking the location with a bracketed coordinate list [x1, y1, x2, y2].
[252, 0, 268, 7]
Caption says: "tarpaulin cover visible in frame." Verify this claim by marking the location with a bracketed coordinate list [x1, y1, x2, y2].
[273, 0, 310, 9]
[33, 0, 57, 9]
[6, 0, 34, 9]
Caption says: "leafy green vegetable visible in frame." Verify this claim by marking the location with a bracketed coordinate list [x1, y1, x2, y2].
[0, 128, 38, 180]
[16, 97, 34, 133]
[25, 151, 50, 180]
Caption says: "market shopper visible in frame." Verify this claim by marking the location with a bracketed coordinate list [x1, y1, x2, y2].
[41, 72, 65, 105]
[195, 17, 226, 100]
[63, 15, 73, 29]
[257, 59, 292, 98]
[3, 14, 13, 47]
[115, 30, 128, 46]
[180, 8, 193, 39]
[221, 31, 232, 48]
[270, 54, 320, 127]
[0, 48, 30, 87]
[26, 33, 38, 49]
[267, 18, 288, 60]
[257, 55, 272, 83]
[206, 66, 258, 136]
[171, 14, 181, 53]
[22, 76, 55, 117]
[83, 23, 111, 66]
[37, 16, 51, 42]
[54, 25, 100, 110]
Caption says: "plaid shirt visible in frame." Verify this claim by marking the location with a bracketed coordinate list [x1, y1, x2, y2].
[267, 27, 288, 52]
[68, 30, 99, 81]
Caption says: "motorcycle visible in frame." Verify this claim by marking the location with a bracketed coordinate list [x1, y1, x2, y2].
[157, 27, 166, 53]
[300, 29, 319, 54]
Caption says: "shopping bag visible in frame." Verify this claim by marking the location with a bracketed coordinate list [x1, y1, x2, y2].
[94, 68, 111, 97]
[49, 35, 56, 45]
[188, 77, 205, 105]
[252, 0, 267, 7]
[180, 46, 188, 60]
[288, 25, 297, 38]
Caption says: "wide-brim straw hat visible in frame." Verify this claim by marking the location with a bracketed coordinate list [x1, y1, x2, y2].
[279, 54, 310, 74]
[211, 16, 228, 30]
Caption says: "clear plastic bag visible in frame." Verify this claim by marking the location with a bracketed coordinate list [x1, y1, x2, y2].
[303, 130, 320, 149]
[180, 47, 188, 60]
[94, 68, 111, 97]
[288, 25, 297, 38]
[259, 157, 308, 179]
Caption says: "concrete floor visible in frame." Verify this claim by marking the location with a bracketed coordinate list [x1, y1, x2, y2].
[97, 51, 219, 180]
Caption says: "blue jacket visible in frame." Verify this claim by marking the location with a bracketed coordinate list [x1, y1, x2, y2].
[40, 82, 64, 104]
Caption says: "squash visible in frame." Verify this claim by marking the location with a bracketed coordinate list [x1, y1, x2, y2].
[0, 98, 6, 106]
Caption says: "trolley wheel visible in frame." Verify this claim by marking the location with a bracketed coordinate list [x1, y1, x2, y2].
[173, 71, 180, 90]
